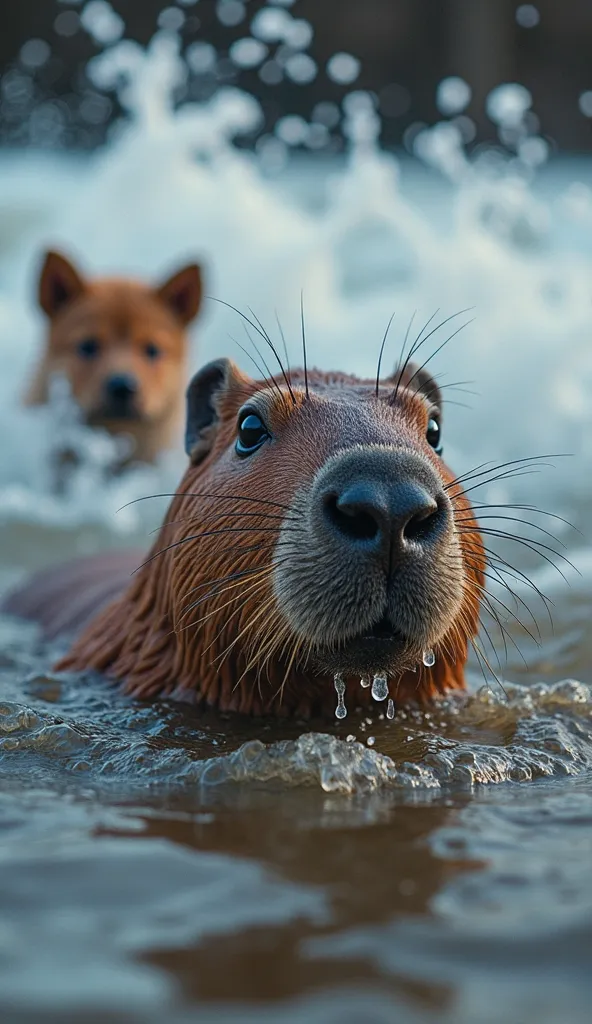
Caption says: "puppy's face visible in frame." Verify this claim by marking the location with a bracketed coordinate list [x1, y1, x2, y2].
[38, 251, 203, 429]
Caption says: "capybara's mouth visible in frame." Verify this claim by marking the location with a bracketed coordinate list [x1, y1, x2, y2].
[312, 615, 418, 676]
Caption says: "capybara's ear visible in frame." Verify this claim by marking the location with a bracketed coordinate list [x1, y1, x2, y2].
[157, 263, 203, 326]
[38, 250, 86, 318]
[185, 358, 247, 463]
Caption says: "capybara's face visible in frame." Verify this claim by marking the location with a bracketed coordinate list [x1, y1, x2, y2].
[171, 359, 484, 695]
[37, 250, 202, 431]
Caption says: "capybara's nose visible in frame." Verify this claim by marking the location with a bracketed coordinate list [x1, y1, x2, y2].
[316, 449, 449, 571]
[104, 374, 138, 405]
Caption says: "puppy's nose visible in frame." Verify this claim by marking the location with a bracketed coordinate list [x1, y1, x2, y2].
[104, 374, 138, 405]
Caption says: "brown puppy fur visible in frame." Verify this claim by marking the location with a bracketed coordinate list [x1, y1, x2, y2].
[44, 357, 486, 719]
[25, 250, 203, 465]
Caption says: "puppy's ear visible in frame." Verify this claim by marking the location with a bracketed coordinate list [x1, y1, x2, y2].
[157, 263, 203, 326]
[39, 250, 86, 318]
[185, 358, 249, 463]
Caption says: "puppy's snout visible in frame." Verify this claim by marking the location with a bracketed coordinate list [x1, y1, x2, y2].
[104, 374, 138, 408]
[316, 449, 450, 572]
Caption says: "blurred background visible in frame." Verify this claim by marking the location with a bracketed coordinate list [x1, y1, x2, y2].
[2, 0, 592, 153]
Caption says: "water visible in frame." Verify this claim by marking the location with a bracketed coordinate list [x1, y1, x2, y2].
[1, 4, 592, 1022]
[423, 650, 436, 669]
[333, 673, 347, 719]
[371, 674, 389, 702]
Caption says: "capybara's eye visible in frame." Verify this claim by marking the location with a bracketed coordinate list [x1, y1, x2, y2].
[77, 338, 100, 360]
[426, 416, 443, 455]
[144, 342, 161, 361]
[236, 409, 270, 458]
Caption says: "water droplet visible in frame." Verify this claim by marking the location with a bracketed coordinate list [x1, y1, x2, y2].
[387, 698, 395, 720]
[346, 734, 356, 743]
[367, 736, 376, 746]
[360, 675, 371, 688]
[422, 648, 436, 668]
[371, 674, 388, 701]
[334, 673, 347, 719]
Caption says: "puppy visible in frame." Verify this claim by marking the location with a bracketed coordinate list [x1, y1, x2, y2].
[24, 250, 203, 467]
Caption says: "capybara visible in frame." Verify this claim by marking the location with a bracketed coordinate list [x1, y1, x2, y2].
[25, 249, 203, 466]
[7, 353, 485, 718]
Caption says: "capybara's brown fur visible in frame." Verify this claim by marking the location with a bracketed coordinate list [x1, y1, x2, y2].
[25, 249, 203, 465]
[37, 355, 487, 719]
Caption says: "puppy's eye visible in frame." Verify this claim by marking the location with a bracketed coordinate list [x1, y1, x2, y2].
[77, 338, 100, 360]
[144, 342, 161, 361]
[236, 409, 270, 457]
[426, 416, 443, 455]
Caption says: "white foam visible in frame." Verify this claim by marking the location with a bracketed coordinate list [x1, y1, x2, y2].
[0, 17, 590, 564]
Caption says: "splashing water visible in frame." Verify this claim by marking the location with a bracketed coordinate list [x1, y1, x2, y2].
[423, 649, 436, 668]
[371, 675, 389, 701]
[333, 673, 347, 719]
[0, 8, 591, 563]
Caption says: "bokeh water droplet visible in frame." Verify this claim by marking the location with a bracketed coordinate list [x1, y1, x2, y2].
[387, 698, 395, 720]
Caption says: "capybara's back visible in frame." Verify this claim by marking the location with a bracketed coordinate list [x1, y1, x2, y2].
[5, 550, 143, 642]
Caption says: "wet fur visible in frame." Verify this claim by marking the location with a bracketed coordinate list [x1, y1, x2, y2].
[51, 363, 485, 718]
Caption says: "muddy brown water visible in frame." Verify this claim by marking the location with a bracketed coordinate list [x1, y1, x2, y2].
[1, 523, 592, 1024]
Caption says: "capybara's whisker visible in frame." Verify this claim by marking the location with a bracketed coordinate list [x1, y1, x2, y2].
[180, 575, 273, 637]
[155, 509, 302, 536]
[479, 549, 555, 626]
[374, 311, 396, 398]
[393, 308, 473, 401]
[403, 318, 475, 398]
[230, 333, 282, 398]
[445, 453, 567, 493]
[455, 513, 567, 548]
[470, 636, 508, 699]
[458, 526, 576, 574]
[210, 295, 296, 405]
[299, 292, 309, 399]
[177, 566, 273, 621]
[464, 559, 543, 640]
[133, 526, 303, 574]
[247, 305, 297, 406]
[119, 491, 295, 515]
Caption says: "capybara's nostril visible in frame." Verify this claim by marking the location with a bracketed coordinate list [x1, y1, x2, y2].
[388, 481, 442, 554]
[323, 484, 387, 545]
[104, 374, 138, 404]
[402, 496, 443, 545]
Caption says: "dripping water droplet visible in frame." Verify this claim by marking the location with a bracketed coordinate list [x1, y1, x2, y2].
[387, 698, 395, 720]
[367, 736, 376, 746]
[371, 674, 388, 701]
[422, 648, 435, 668]
[334, 673, 347, 719]
[360, 675, 371, 688]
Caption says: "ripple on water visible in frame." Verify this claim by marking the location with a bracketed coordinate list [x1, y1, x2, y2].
[0, 676, 591, 794]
